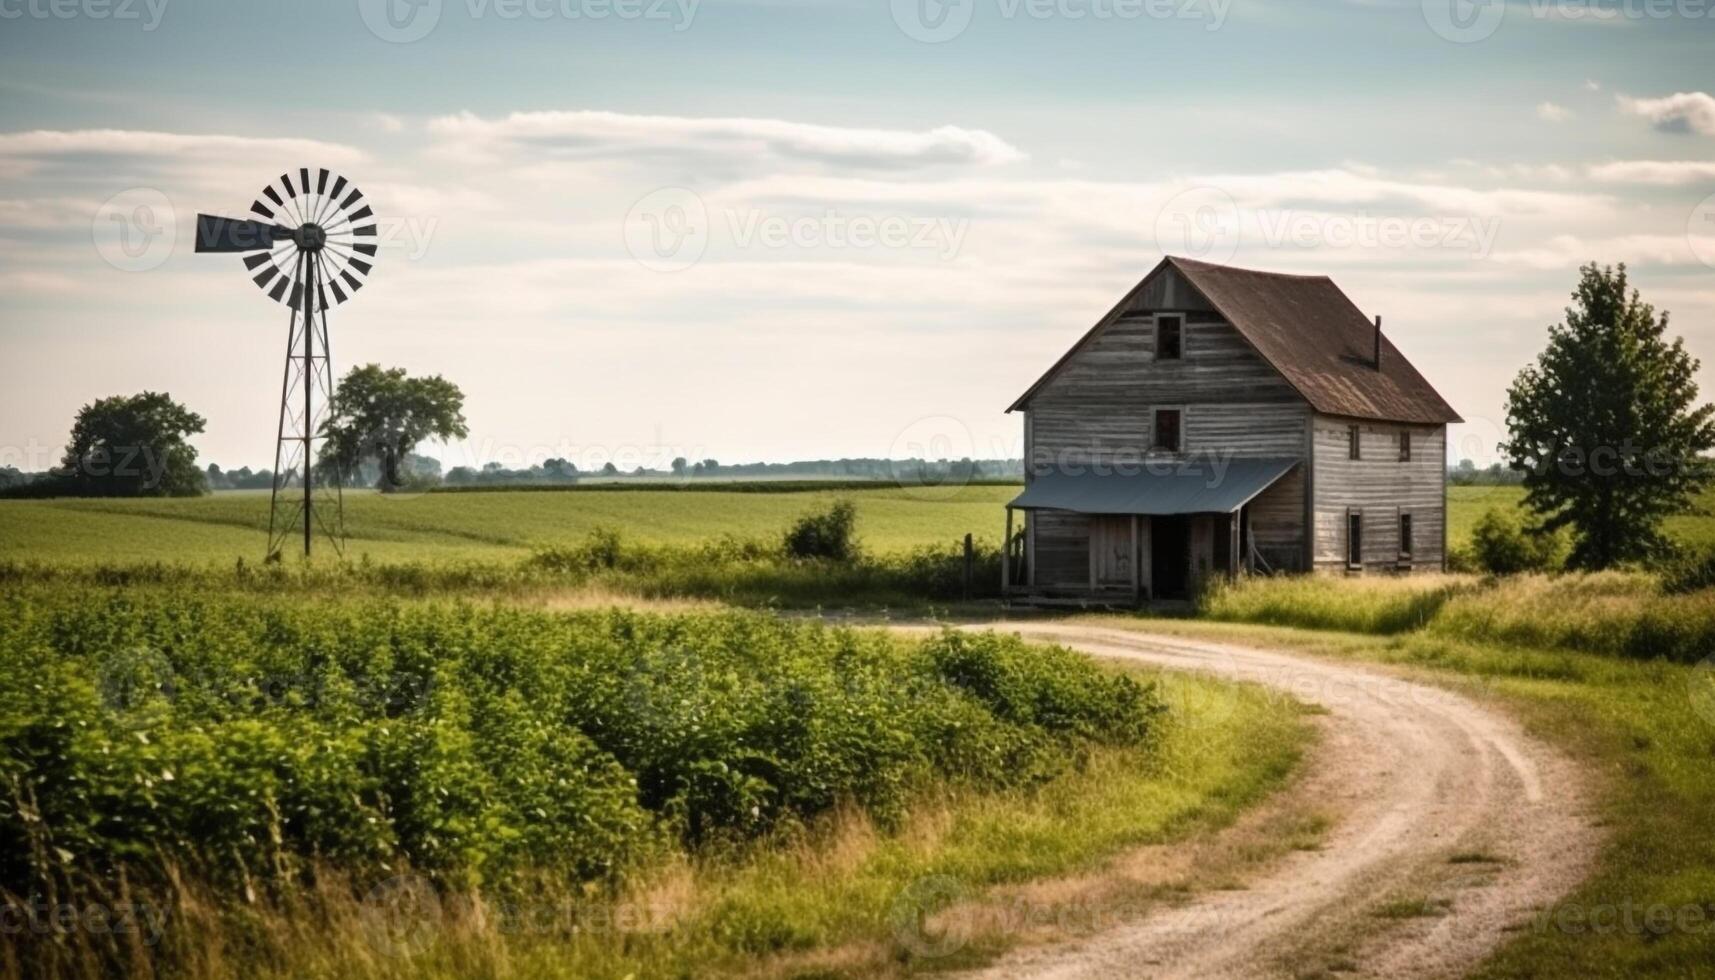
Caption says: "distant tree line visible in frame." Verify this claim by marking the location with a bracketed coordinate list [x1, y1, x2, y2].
[1448, 459, 1526, 486]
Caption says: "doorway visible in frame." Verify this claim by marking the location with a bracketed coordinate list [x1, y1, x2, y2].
[1151, 515, 1190, 599]
[1089, 516, 1133, 589]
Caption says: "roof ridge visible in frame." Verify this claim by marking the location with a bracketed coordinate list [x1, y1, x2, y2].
[1166, 254, 1333, 281]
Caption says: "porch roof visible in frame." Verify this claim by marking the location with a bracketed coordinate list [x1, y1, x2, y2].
[1008, 457, 1298, 515]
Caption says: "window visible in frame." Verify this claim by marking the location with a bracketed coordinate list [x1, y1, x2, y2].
[1155, 314, 1183, 360]
[1153, 408, 1182, 453]
[1398, 431, 1411, 463]
[1399, 513, 1414, 558]
[1348, 425, 1362, 460]
[1347, 510, 1363, 567]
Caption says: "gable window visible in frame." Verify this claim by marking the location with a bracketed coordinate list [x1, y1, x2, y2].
[1347, 510, 1363, 568]
[1153, 408, 1182, 453]
[1348, 425, 1362, 460]
[1398, 431, 1411, 463]
[1399, 512, 1414, 559]
[1155, 314, 1183, 361]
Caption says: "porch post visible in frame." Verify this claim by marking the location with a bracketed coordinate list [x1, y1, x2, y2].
[1228, 509, 1241, 579]
[1002, 506, 1014, 592]
[1130, 514, 1141, 604]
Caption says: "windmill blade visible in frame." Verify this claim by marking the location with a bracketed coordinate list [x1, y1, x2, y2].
[195, 214, 290, 253]
[199, 169, 377, 306]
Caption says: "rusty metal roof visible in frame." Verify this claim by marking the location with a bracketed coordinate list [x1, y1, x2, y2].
[1010, 256, 1463, 424]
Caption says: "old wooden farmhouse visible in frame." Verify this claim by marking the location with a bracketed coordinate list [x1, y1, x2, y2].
[1003, 255, 1462, 602]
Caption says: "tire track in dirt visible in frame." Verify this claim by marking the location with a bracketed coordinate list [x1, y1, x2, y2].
[948, 624, 1600, 980]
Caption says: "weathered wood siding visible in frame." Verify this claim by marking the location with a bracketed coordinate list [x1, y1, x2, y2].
[1310, 416, 1447, 571]
[1248, 465, 1306, 572]
[1031, 510, 1090, 587]
[1023, 266, 1313, 588]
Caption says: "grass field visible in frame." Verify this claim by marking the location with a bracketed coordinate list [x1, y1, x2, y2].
[6, 483, 1714, 568]
[0, 485, 1017, 564]
[1447, 484, 1715, 554]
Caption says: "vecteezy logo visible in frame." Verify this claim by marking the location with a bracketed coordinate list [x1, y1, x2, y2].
[93, 188, 176, 273]
[888, 415, 977, 500]
[359, 874, 442, 957]
[892, 0, 974, 43]
[1688, 191, 1715, 271]
[889, 875, 968, 958]
[1152, 186, 1240, 264]
[624, 187, 710, 272]
[1691, 656, 1715, 728]
[1421, 0, 1505, 43]
[358, 0, 442, 43]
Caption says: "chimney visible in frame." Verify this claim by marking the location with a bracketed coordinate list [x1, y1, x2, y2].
[1373, 315, 1382, 371]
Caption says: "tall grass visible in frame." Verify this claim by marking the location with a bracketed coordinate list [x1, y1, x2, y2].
[0, 524, 1005, 608]
[1202, 572, 1715, 664]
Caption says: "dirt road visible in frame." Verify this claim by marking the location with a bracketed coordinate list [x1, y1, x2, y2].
[953, 623, 1599, 979]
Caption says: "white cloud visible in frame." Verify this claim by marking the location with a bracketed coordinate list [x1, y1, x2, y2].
[1587, 159, 1715, 185]
[424, 110, 1027, 172]
[1617, 91, 1715, 136]
[1536, 101, 1573, 122]
[1584, 79, 1601, 92]
[0, 129, 366, 171]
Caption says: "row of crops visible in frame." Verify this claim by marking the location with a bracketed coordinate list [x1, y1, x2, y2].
[0, 586, 1163, 903]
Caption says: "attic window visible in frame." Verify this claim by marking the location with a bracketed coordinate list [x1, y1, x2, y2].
[1398, 431, 1411, 463]
[1155, 315, 1183, 360]
[1348, 425, 1361, 460]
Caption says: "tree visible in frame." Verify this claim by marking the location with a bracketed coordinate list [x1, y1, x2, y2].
[1503, 263, 1715, 569]
[322, 365, 469, 492]
[56, 391, 207, 496]
[671, 457, 688, 476]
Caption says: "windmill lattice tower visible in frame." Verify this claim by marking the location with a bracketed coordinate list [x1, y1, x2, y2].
[195, 169, 377, 560]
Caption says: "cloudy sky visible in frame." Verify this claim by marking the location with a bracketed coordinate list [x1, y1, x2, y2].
[2, 0, 1713, 473]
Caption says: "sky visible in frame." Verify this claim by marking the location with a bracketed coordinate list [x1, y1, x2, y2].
[2, 0, 1713, 473]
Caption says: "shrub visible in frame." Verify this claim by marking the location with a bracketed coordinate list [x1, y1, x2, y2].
[783, 500, 858, 561]
[1663, 545, 1715, 594]
[1469, 508, 1565, 575]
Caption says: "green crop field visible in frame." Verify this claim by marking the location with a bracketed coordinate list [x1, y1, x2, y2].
[0, 484, 1017, 565]
[1447, 484, 1715, 554]
[5, 483, 1715, 568]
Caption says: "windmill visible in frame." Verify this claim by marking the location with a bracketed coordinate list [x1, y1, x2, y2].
[195, 169, 377, 560]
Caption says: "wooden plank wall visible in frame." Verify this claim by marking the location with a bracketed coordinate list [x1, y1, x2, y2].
[1031, 510, 1090, 587]
[1023, 265, 1313, 586]
[1248, 466, 1306, 571]
[1310, 417, 1447, 571]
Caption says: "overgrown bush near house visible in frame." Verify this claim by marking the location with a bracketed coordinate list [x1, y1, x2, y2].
[783, 499, 858, 561]
[1469, 507, 1566, 575]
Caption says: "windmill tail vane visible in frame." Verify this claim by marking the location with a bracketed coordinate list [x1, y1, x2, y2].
[195, 168, 378, 561]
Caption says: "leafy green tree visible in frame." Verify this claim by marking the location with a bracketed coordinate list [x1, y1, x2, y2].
[57, 391, 206, 496]
[322, 365, 469, 492]
[1503, 263, 1715, 568]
